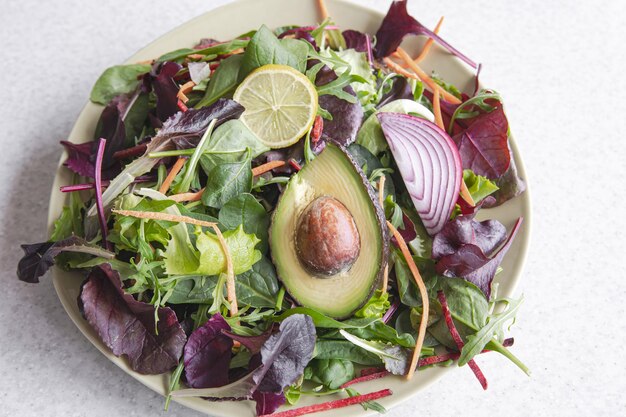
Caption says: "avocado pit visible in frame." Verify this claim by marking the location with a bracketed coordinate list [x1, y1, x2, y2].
[295, 196, 361, 276]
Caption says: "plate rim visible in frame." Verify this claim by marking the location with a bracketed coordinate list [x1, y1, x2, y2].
[47, 0, 533, 415]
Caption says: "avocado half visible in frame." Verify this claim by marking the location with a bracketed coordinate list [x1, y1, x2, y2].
[269, 143, 389, 319]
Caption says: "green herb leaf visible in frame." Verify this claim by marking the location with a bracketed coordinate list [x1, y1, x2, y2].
[313, 340, 381, 365]
[234, 257, 279, 308]
[201, 150, 253, 209]
[306, 359, 355, 390]
[195, 224, 261, 276]
[218, 193, 270, 253]
[156, 39, 249, 63]
[354, 290, 390, 319]
[276, 307, 379, 329]
[196, 54, 244, 108]
[463, 169, 499, 203]
[50, 190, 84, 242]
[90, 64, 152, 105]
[206, 119, 269, 157]
[239, 25, 308, 78]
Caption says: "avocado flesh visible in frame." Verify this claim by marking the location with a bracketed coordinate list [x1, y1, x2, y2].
[270, 143, 388, 319]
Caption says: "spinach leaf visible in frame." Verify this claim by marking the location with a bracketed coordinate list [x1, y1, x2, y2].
[207, 119, 269, 157]
[313, 340, 381, 365]
[196, 54, 244, 108]
[201, 151, 253, 209]
[168, 276, 216, 304]
[346, 320, 415, 348]
[90, 64, 152, 105]
[156, 39, 249, 63]
[219, 193, 270, 253]
[306, 359, 355, 389]
[235, 257, 279, 308]
[392, 250, 438, 308]
[239, 26, 308, 78]
[339, 330, 409, 375]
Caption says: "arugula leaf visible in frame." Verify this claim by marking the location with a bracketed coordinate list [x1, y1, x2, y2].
[90, 64, 151, 105]
[219, 193, 270, 253]
[346, 320, 415, 348]
[339, 330, 409, 375]
[459, 297, 523, 366]
[196, 54, 244, 108]
[201, 150, 253, 208]
[195, 224, 261, 276]
[463, 169, 499, 203]
[240, 26, 308, 78]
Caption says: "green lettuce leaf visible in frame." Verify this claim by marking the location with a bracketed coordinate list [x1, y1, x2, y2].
[195, 224, 261, 276]
[463, 169, 499, 203]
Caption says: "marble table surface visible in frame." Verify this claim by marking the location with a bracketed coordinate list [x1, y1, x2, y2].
[1, 0, 624, 416]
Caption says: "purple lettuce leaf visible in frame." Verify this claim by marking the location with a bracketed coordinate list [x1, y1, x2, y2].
[377, 77, 414, 109]
[79, 264, 187, 374]
[457, 194, 496, 216]
[484, 154, 527, 207]
[435, 217, 523, 297]
[143, 62, 183, 122]
[391, 212, 417, 247]
[342, 30, 373, 63]
[373, 0, 477, 68]
[61, 140, 94, 178]
[253, 390, 286, 415]
[222, 325, 275, 355]
[194, 38, 221, 49]
[432, 215, 507, 259]
[278, 29, 317, 49]
[17, 236, 114, 283]
[312, 63, 363, 146]
[183, 314, 233, 388]
[163, 98, 245, 150]
[453, 106, 511, 179]
[253, 314, 316, 393]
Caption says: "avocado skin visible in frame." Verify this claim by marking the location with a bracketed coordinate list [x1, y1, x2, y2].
[268, 143, 390, 319]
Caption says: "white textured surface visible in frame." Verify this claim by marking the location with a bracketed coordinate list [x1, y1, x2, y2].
[0, 0, 624, 416]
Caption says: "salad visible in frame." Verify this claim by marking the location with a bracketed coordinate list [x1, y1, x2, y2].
[17, 1, 528, 416]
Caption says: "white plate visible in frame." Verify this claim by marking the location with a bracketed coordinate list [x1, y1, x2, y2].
[48, 0, 532, 415]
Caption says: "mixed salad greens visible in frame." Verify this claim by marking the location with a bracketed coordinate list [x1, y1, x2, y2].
[17, 1, 528, 416]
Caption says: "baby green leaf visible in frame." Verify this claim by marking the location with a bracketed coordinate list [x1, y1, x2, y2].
[90, 64, 152, 105]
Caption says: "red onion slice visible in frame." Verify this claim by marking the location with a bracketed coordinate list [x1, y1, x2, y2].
[377, 112, 462, 236]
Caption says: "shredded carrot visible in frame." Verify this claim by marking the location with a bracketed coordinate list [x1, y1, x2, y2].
[414, 16, 444, 63]
[111, 209, 216, 228]
[188, 53, 204, 60]
[135, 59, 153, 65]
[432, 88, 445, 130]
[317, 0, 329, 20]
[158, 157, 187, 194]
[381, 264, 389, 294]
[459, 180, 476, 207]
[210, 224, 238, 317]
[177, 81, 196, 104]
[387, 221, 429, 380]
[170, 188, 204, 203]
[251, 160, 286, 177]
[393, 48, 462, 104]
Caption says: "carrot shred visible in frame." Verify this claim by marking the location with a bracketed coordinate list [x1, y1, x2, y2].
[393, 48, 462, 104]
[251, 160, 286, 176]
[381, 264, 389, 294]
[170, 188, 204, 203]
[317, 0, 329, 21]
[210, 224, 238, 317]
[459, 180, 476, 207]
[158, 157, 187, 194]
[187, 53, 204, 60]
[259, 388, 392, 417]
[177, 81, 196, 104]
[432, 88, 445, 130]
[386, 221, 429, 380]
[414, 16, 444, 63]
[437, 290, 488, 389]
[377, 175, 386, 208]
[111, 209, 216, 228]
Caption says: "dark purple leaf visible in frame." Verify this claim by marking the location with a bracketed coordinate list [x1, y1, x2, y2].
[278, 29, 317, 49]
[373, 0, 477, 68]
[222, 326, 274, 355]
[457, 194, 496, 216]
[253, 390, 286, 415]
[92, 95, 127, 176]
[162, 98, 245, 150]
[80, 264, 187, 374]
[453, 106, 511, 179]
[484, 155, 527, 207]
[61, 140, 94, 178]
[17, 236, 113, 283]
[184, 314, 233, 388]
[343, 30, 373, 63]
[391, 212, 417, 247]
[144, 62, 183, 122]
[377, 77, 414, 109]
[435, 217, 523, 297]
[313, 64, 363, 146]
[253, 314, 316, 393]
[432, 215, 507, 259]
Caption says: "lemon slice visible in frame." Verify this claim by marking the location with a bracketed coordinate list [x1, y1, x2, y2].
[234, 64, 318, 149]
